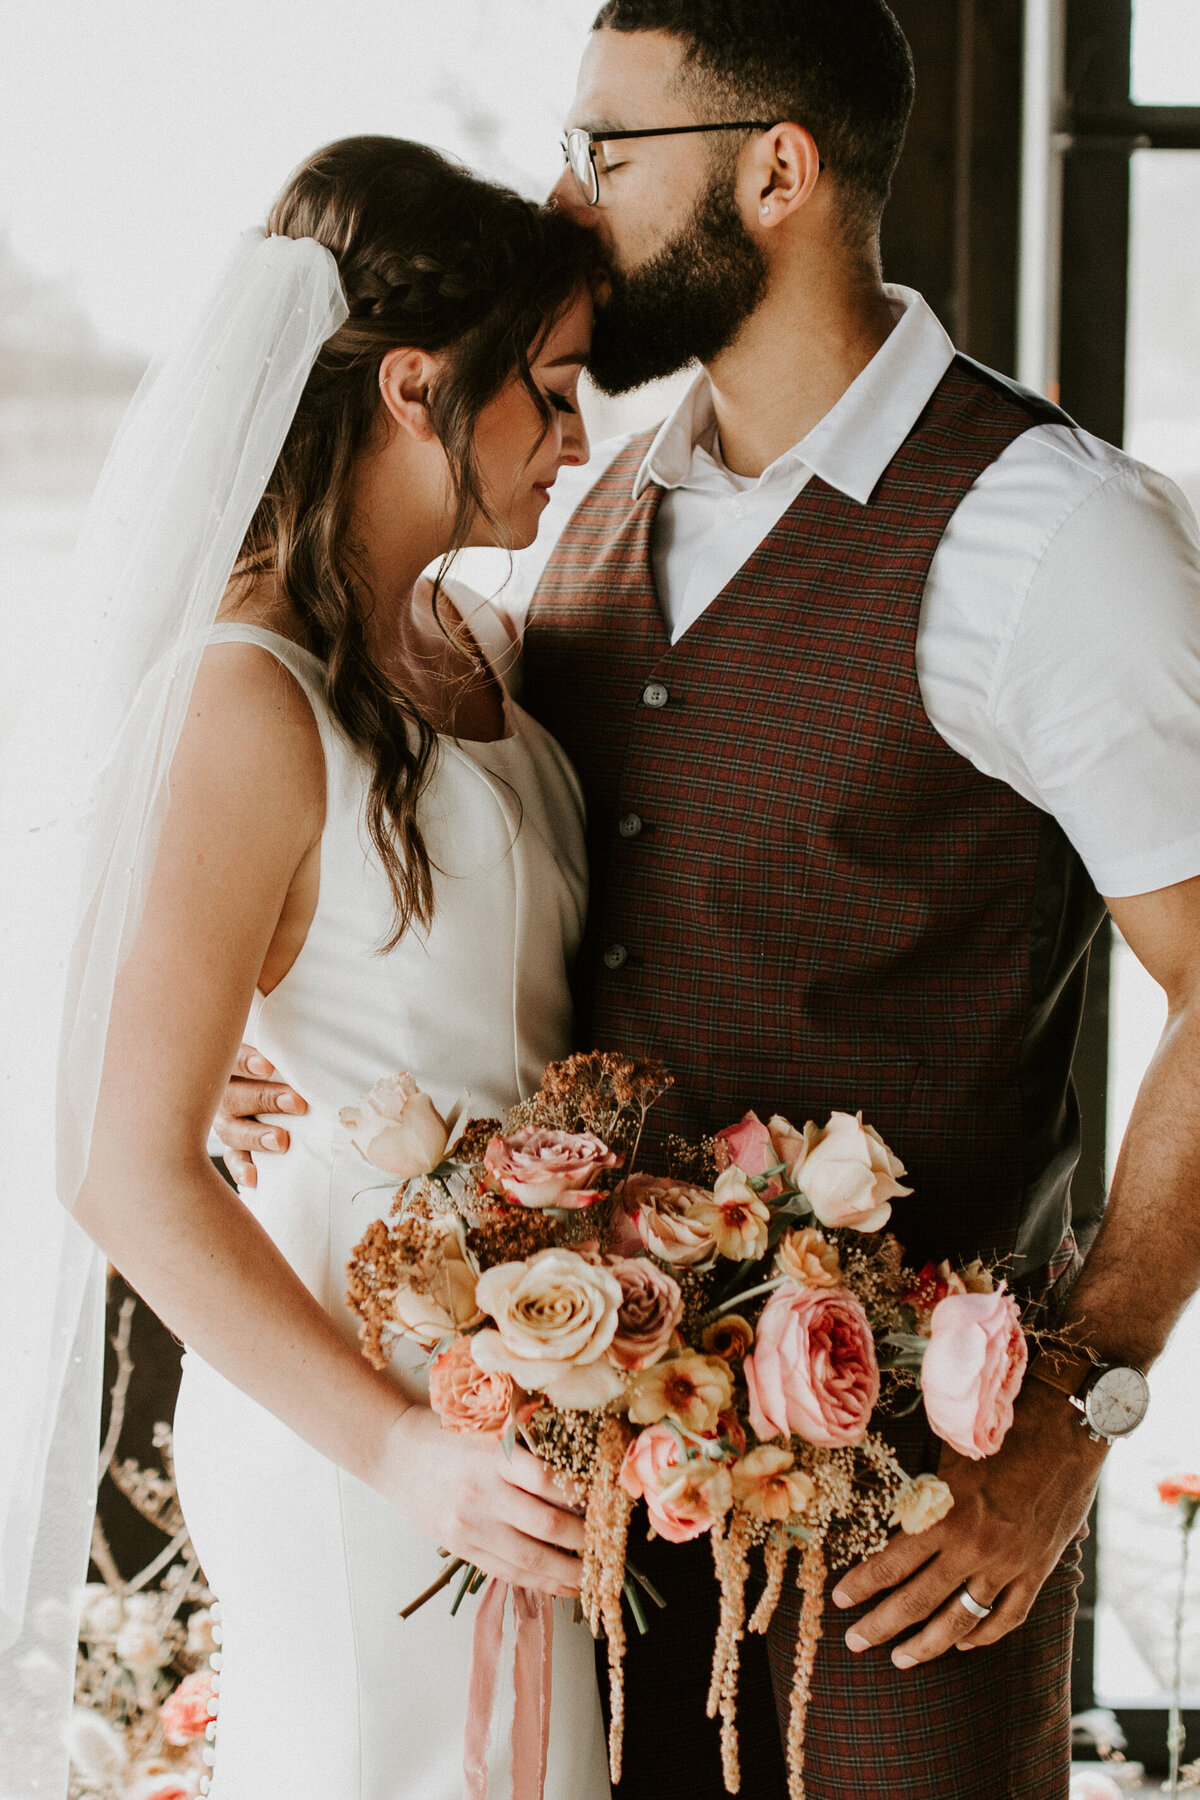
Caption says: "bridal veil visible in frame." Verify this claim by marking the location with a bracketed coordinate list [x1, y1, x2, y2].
[0, 228, 347, 1789]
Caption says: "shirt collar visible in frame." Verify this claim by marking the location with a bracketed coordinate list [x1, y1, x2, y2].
[632, 285, 956, 506]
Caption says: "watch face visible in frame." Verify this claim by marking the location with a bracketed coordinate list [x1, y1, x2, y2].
[1085, 1367, 1150, 1438]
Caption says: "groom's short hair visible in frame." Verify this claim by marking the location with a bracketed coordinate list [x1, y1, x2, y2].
[590, 0, 915, 246]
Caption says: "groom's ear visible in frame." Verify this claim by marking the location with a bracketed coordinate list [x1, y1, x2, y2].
[376, 348, 442, 442]
[746, 123, 822, 230]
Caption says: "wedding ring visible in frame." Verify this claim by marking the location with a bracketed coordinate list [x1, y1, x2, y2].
[956, 1585, 992, 1620]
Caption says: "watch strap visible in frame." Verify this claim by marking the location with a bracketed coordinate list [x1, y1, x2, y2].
[1027, 1348, 1100, 1400]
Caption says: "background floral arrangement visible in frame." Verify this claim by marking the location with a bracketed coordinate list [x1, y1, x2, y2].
[346, 1053, 1037, 1800]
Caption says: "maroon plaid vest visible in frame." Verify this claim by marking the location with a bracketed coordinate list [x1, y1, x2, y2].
[522, 357, 1105, 1269]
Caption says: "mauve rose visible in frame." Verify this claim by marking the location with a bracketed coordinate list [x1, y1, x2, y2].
[340, 1072, 450, 1179]
[715, 1111, 782, 1198]
[471, 1249, 625, 1409]
[793, 1110, 912, 1232]
[483, 1128, 620, 1209]
[606, 1257, 684, 1371]
[745, 1284, 879, 1448]
[920, 1285, 1027, 1460]
[159, 1669, 217, 1747]
[623, 1174, 718, 1267]
[621, 1424, 733, 1543]
[429, 1335, 514, 1437]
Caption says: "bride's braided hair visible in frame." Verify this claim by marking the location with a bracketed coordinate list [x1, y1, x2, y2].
[237, 136, 596, 948]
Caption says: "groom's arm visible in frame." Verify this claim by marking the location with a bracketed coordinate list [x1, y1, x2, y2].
[832, 870, 1200, 1667]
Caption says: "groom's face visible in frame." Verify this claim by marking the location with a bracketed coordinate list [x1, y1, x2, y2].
[553, 28, 768, 395]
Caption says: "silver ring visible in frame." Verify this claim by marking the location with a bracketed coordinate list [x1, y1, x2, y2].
[956, 1585, 992, 1620]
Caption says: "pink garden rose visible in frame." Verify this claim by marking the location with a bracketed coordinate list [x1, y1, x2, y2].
[159, 1668, 217, 1747]
[483, 1128, 620, 1209]
[620, 1424, 733, 1543]
[339, 1072, 450, 1179]
[623, 1174, 718, 1267]
[920, 1285, 1027, 1460]
[791, 1110, 911, 1232]
[428, 1335, 514, 1437]
[745, 1284, 879, 1448]
[714, 1111, 783, 1198]
[606, 1257, 685, 1371]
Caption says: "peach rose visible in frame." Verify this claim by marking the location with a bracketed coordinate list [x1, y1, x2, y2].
[621, 1425, 733, 1543]
[889, 1472, 955, 1534]
[389, 1216, 483, 1350]
[429, 1336, 514, 1437]
[340, 1072, 450, 1179]
[159, 1669, 217, 1747]
[623, 1174, 718, 1267]
[715, 1111, 783, 1198]
[731, 1445, 816, 1521]
[692, 1167, 771, 1261]
[920, 1285, 1027, 1460]
[627, 1351, 734, 1433]
[471, 1249, 625, 1409]
[483, 1129, 620, 1209]
[606, 1257, 685, 1372]
[792, 1110, 911, 1232]
[776, 1226, 841, 1289]
[745, 1284, 879, 1448]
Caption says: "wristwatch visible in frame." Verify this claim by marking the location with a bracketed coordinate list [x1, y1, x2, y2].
[1028, 1349, 1149, 1442]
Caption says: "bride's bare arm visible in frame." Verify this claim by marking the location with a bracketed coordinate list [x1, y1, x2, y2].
[74, 642, 583, 1593]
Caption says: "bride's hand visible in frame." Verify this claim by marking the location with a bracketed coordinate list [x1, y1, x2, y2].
[374, 1403, 585, 1596]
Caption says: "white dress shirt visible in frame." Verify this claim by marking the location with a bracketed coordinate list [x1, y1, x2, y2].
[453, 286, 1200, 900]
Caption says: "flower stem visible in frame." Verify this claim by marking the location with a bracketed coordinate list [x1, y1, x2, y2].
[703, 1276, 789, 1322]
[1168, 1512, 1194, 1799]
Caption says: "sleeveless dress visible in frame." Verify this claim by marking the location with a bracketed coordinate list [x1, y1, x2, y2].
[171, 619, 611, 1799]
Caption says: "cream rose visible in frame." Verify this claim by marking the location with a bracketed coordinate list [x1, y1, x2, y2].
[471, 1248, 625, 1409]
[607, 1257, 685, 1372]
[388, 1216, 483, 1350]
[340, 1072, 450, 1179]
[623, 1174, 718, 1267]
[792, 1110, 912, 1232]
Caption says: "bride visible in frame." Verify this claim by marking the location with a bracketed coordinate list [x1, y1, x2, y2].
[3, 136, 612, 1797]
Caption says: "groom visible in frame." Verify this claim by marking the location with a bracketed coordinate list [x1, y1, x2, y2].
[218, 2, 1200, 1795]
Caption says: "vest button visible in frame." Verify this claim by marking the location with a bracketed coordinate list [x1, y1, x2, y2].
[618, 812, 643, 839]
[642, 681, 669, 709]
[603, 943, 629, 970]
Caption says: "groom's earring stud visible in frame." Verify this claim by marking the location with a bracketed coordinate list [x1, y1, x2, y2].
[759, 201, 771, 217]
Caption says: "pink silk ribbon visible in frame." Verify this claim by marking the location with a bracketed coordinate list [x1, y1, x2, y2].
[463, 1579, 554, 1800]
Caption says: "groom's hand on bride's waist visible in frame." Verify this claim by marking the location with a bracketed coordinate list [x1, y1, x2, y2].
[828, 1376, 1106, 1668]
[213, 1042, 307, 1187]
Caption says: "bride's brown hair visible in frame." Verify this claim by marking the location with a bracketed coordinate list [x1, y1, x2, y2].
[237, 136, 596, 947]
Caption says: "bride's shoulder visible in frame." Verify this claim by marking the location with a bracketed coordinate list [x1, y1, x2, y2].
[181, 636, 325, 817]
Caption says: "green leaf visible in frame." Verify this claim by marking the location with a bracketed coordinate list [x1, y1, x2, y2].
[449, 1564, 481, 1617]
[622, 1575, 650, 1636]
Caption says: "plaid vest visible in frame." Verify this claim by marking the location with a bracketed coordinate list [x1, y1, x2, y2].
[522, 356, 1105, 1270]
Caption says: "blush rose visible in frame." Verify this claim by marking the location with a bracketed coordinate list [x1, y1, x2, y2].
[714, 1111, 783, 1198]
[621, 1424, 733, 1543]
[745, 1284, 880, 1448]
[920, 1285, 1028, 1459]
[482, 1128, 619, 1209]
[159, 1669, 217, 1747]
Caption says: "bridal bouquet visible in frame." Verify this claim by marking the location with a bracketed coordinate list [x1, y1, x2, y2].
[344, 1054, 1031, 1800]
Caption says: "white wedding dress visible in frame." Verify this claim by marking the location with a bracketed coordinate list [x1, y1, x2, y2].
[171, 614, 612, 1799]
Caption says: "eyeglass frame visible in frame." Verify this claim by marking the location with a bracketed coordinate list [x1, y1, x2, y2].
[562, 121, 818, 207]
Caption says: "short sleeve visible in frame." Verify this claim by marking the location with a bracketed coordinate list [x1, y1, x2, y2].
[988, 458, 1200, 897]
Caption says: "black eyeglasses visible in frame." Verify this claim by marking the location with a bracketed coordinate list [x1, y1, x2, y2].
[561, 122, 780, 206]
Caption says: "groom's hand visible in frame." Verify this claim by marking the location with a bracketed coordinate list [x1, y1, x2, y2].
[213, 1042, 308, 1187]
[829, 1376, 1105, 1666]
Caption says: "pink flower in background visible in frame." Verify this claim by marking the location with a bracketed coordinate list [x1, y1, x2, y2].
[745, 1284, 879, 1448]
[483, 1129, 620, 1208]
[428, 1336, 514, 1437]
[1158, 1474, 1200, 1507]
[339, 1072, 450, 1179]
[159, 1669, 218, 1747]
[620, 1424, 733, 1543]
[920, 1285, 1027, 1459]
[714, 1111, 782, 1198]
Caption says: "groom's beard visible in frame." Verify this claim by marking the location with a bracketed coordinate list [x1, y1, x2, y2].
[587, 170, 768, 396]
